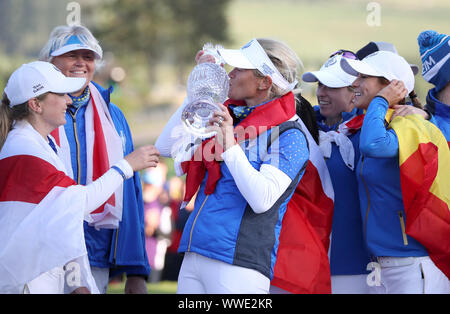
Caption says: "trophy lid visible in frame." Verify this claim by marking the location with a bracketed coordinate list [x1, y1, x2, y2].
[181, 62, 230, 138]
[186, 62, 229, 104]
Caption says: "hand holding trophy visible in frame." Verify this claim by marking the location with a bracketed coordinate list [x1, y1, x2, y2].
[181, 43, 230, 139]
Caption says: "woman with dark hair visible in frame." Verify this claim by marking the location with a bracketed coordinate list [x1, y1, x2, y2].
[340, 50, 449, 293]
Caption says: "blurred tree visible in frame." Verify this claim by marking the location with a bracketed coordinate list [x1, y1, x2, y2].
[166, 0, 230, 79]
[0, 0, 68, 57]
[90, 0, 231, 84]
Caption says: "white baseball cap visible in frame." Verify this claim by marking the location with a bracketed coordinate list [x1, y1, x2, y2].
[340, 50, 415, 93]
[218, 39, 298, 92]
[4, 61, 86, 107]
[302, 54, 357, 88]
[50, 35, 102, 59]
[356, 41, 419, 75]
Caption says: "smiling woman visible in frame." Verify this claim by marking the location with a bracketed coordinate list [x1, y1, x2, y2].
[28, 92, 72, 137]
[0, 61, 159, 294]
[301, 50, 370, 294]
[337, 50, 450, 294]
[51, 50, 96, 97]
[37, 24, 157, 294]
[39, 26, 102, 98]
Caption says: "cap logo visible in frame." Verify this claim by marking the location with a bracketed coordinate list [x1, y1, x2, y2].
[324, 56, 337, 68]
[366, 51, 379, 59]
[242, 41, 253, 49]
[33, 84, 44, 93]
[261, 63, 275, 75]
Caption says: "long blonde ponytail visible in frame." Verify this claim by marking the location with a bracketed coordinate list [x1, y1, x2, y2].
[0, 93, 13, 149]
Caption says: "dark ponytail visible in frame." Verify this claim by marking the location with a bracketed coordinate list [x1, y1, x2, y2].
[376, 77, 423, 108]
[295, 94, 319, 145]
[408, 90, 423, 109]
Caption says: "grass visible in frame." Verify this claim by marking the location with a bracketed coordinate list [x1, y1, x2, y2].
[107, 280, 178, 294]
[129, 0, 450, 146]
[225, 0, 449, 103]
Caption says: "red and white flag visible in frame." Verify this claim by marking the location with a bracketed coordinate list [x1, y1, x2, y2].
[51, 82, 124, 229]
[0, 121, 97, 293]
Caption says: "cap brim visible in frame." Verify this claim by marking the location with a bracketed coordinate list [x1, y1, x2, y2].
[218, 48, 255, 69]
[340, 58, 382, 78]
[51, 44, 102, 59]
[302, 71, 351, 88]
[50, 77, 86, 94]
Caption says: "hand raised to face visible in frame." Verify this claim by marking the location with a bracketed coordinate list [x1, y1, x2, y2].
[376, 79, 408, 107]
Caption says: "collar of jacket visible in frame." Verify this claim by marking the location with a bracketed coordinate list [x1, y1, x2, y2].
[426, 88, 450, 119]
[91, 81, 114, 106]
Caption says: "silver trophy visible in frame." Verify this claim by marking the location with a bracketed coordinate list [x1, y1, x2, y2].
[181, 44, 229, 138]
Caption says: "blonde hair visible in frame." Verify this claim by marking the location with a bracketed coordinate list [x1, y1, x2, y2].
[255, 38, 303, 99]
[0, 93, 30, 149]
[39, 25, 103, 69]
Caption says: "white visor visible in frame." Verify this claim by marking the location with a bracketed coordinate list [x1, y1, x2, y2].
[218, 39, 298, 92]
[50, 35, 102, 60]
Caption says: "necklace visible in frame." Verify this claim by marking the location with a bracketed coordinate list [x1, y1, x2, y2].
[69, 87, 91, 108]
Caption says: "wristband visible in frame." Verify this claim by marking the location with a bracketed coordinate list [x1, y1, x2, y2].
[374, 95, 390, 106]
[111, 165, 127, 181]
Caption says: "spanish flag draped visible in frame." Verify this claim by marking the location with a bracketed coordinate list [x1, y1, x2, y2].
[271, 119, 334, 294]
[389, 113, 450, 278]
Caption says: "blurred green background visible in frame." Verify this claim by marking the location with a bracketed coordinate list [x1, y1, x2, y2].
[1, 0, 449, 147]
[0, 0, 448, 293]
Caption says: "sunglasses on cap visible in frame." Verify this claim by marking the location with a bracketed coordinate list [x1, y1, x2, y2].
[330, 49, 357, 60]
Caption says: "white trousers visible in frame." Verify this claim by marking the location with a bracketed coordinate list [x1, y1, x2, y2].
[24, 267, 65, 294]
[23, 258, 101, 294]
[331, 274, 371, 294]
[369, 256, 449, 294]
[177, 252, 270, 294]
[90, 267, 110, 294]
[270, 275, 371, 294]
